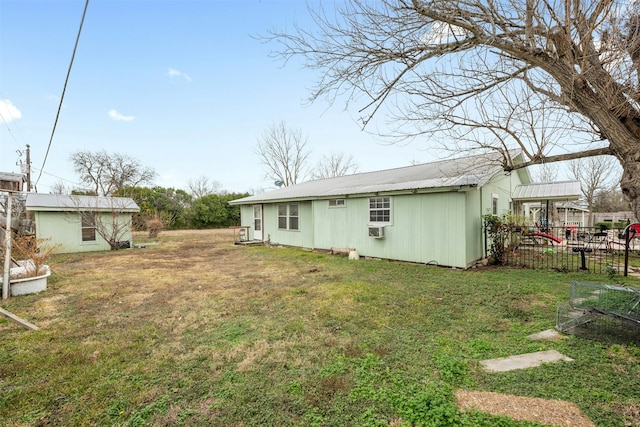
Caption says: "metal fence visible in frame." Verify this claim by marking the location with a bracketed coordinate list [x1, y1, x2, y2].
[557, 281, 640, 344]
[490, 225, 640, 275]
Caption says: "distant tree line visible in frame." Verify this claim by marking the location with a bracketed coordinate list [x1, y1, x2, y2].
[114, 186, 249, 231]
[58, 151, 249, 231]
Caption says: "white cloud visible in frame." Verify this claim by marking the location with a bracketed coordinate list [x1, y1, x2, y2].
[422, 22, 469, 47]
[0, 99, 23, 123]
[108, 109, 135, 122]
[168, 68, 192, 81]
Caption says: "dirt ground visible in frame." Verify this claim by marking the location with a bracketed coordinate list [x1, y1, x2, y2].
[455, 390, 596, 427]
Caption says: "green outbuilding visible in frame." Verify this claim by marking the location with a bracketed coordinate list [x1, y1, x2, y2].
[25, 193, 139, 253]
[231, 152, 533, 269]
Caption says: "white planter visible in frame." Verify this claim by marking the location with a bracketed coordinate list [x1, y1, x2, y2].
[0, 264, 51, 296]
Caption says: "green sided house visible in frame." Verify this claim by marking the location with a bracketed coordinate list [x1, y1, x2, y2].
[25, 193, 140, 253]
[231, 152, 533, 269]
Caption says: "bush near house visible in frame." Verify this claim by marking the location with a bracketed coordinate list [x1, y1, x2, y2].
[189, 193, 248, 229]
[116, 186, 248, 230]
[115, 186, 192, 230]
[594, 221, 630, 231]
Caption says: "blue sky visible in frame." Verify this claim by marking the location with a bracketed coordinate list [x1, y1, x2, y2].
[0, 0, 434, 195]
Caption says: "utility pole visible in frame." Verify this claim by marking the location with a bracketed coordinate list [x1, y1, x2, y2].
[26, 144, 31, 192]
[2, 192, 12, 300]
[18, 144, 32, 192]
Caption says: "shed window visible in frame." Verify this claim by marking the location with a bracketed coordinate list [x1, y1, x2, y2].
[369, 197, 391, 223]
[492, 194, 499, 216]
[278, 203, 299, 230]
[81, 213, 96, 242]
[329, 199, 345, 207]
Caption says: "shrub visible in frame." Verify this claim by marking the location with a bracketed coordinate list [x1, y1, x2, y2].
[595, 221, 629, 231]
[10, 236, 58, 277]
[146, 218, 164, 238]
[483, 214, 517, 265]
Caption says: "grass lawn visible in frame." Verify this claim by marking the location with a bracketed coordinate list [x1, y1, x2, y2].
[1, 229, 639, 426]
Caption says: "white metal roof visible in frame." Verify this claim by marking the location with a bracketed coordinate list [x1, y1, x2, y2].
[511, 181, 582, 201]
[25, 193, 140, 212]
[232, 152, 516, 205]
[0, 172, 25, 182]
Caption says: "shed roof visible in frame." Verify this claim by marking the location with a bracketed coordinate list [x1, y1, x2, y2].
[25, 193, 140, 212]
[0, 172, 25, 182]
[511, 181, 582, 202]
[0, 171, 26, 193]
[232, 151, 523, 205]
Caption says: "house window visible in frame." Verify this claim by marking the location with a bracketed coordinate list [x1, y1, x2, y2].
[81, 213, 96, 242]
[492, 194, 499, 216]
[329, 199, 346, 207]
[369, 197, 391, 223]
[289, 204, 299, 230]
[278, 203, 299, 230]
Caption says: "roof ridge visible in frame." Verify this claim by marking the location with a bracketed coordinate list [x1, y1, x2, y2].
[525, 180, 580, 185]
[307, 150, 508, 183]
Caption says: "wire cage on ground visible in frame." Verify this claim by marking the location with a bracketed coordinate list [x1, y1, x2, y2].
[557, 281, 640, 344]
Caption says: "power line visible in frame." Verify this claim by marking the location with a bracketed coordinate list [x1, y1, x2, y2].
[29, 166, 84, 193]
[0, 110, 22, 150]
[34, 0, 89, 188]
[31, 166, 80, 185]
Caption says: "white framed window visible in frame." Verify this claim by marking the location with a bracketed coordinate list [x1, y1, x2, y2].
[278, 203, 299, 230]
[492, 194, 499, 216]
[328, 199, 346, 207]
[369, 197, 391, 224]
[81, 213, 96, 242]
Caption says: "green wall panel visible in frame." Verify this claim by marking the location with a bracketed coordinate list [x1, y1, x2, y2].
[34, 211, 133, 253]
[238, 169, 529, 268]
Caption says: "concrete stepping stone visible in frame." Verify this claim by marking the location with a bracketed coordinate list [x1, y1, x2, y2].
[480, 350, 573, 372]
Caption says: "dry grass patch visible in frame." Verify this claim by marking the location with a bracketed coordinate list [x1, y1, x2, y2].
[608, 401, 640, 426]
[456, 390, 595, 427]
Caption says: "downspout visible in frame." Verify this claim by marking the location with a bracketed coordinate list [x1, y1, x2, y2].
[310, 200, 315, 250]
[262, 203, 266, 243]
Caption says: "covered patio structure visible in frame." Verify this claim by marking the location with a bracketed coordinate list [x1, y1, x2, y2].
[511, 181, 583, 228]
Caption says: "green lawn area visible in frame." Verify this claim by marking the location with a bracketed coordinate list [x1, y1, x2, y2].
[1, 230, 639, 426]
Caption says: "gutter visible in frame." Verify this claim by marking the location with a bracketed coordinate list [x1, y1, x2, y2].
[230, 185, 469, 205]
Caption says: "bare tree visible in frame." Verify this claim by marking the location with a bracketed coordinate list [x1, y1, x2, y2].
[311, 152, 359, 179]
[50, 180, 69, 195]
[630, 199, 640, 222]
[188, 176, 221, 199]
[569, 156, 620, 225]
[533, 163, 560, 183]
[255, 121, 310, 186]
[593, 187, 631, 213]
[268, 0, 640, 218]
[70, 150, 156, 196]
[65, 195, 138, 250]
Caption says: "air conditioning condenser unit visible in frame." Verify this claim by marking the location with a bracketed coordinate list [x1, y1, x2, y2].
[368, 226, 385, 238]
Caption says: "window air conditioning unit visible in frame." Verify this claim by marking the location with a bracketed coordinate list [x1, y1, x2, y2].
[368, 226, 385, 238]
